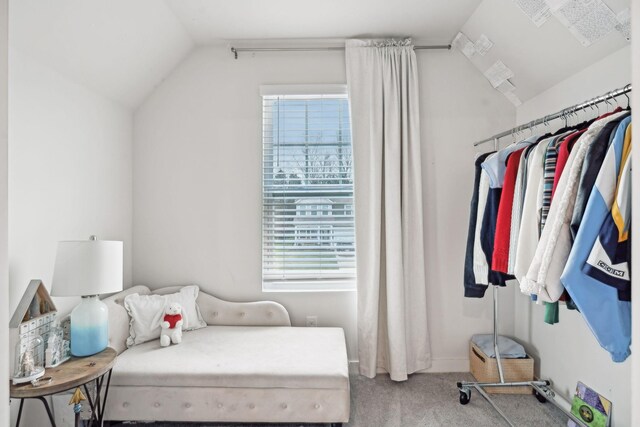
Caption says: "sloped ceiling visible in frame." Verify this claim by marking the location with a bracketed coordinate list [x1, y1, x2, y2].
[164, 0, 482, 43]
[9, 0, 630, 108]
[9, 0, 194, 109]
[459, 0, 630, 102]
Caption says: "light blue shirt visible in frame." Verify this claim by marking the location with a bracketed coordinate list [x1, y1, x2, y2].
[560, 117, 632, 363]
[481, 136, 537, 189]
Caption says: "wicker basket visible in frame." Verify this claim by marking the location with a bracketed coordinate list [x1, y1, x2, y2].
[469, 341, 534, 394]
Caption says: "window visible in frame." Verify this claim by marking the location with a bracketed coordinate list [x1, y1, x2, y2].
[261, 85, 356, 291]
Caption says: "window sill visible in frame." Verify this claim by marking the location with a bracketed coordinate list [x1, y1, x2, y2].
[262, 281, 356, 293]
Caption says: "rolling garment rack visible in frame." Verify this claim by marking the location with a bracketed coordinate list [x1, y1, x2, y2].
[457, 83, 632, 427]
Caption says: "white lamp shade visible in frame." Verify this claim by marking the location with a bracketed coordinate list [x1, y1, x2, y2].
[51, 239, 123, 297]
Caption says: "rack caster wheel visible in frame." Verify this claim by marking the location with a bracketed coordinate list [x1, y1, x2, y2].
[534, 390, 547, 403]
[459, 389, 471, 405]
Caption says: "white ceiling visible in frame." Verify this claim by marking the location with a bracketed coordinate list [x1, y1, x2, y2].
[460, 0, 630, 102]
[9, 0, 631, 108]
[164, 0, 483, 44]
[9, 0, 194, 108]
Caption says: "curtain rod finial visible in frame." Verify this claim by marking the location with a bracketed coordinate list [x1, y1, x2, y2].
[231, 47, 238, 60]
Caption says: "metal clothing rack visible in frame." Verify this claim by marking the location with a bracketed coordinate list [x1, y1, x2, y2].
[457, 286, 587, 427]
[458, 84, 632, 427]
[474, 84, 632, 147]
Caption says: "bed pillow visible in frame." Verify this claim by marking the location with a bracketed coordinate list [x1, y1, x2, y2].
[124, 285, 206, 347]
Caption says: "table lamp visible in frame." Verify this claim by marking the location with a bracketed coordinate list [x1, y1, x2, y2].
[51, 236, 123, 357]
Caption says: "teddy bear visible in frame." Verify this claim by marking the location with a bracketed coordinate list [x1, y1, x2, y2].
[160, 302, 184, 347]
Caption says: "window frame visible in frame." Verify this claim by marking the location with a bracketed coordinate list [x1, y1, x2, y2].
[260, 84, 356, 293]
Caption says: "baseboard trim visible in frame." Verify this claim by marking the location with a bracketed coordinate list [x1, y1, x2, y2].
[348, 358, 470, 375]
[420, 358, 470, 373]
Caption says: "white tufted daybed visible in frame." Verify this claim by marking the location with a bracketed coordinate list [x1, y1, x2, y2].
[102, 285, 350, 426]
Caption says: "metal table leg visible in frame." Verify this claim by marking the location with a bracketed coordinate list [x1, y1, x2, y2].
[83, 369, 113, 426]
[35, 396, 57, 427]
[15, 399, 24, 427]
[98, 370, 113, 423]
[15, 397, 56, 427]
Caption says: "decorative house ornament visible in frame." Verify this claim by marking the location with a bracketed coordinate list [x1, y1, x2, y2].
[10, 280, 66, 382]
[45, 323, 71, 368]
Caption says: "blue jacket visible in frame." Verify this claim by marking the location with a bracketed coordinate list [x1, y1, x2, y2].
[561, 116, 632, 363]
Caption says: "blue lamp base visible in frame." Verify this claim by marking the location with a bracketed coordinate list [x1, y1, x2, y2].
[70, 295, 109, 357]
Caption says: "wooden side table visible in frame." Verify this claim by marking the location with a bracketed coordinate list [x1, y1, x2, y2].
[10, 347, 117, 427]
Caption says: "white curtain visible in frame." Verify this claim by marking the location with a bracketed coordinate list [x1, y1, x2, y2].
[346, 39, 431, 381]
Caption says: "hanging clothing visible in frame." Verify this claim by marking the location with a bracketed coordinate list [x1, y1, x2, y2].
[584, 123, 632, 298]
[571, 115, 629, 241]
[478, 138, 534, 282]
[561, 117, 632, 362]
[514, 136, 552, 285]
[520, 111, 628, 301]
[540, 135, 561, 230]
[480, 186, 513, 286]
[543, 130, 587, 323]
[463, 89, 632, 362]
[492, 148, 526, 273]
[464, 152, 494, 298]
[508, 144, 537, 274]
[473, 170, 492, 286]
[481, 140, 533, 188]
[540, 132, 576, 324]
[541, 131, 576, 229]
[551, 135, 574, 197]
[514, 138, 552, 283]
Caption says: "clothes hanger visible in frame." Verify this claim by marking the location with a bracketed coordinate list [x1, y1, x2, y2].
[604, 93, 613, 112]
[568, 107, 575, 126]
[589, 98, 599, 117]
[624, 93, 630, 109]
[624, 85, 631, 109]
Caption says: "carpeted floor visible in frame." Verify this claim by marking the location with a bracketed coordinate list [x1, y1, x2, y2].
[108, 373, 567, 427]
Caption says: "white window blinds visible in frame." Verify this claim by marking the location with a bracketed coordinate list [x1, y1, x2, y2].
[262, 87, 356, 291]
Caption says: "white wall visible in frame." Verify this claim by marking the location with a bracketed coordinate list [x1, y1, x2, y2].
[514, 45, 632, 427]
[133, 45, 515, 367]
[8, 49, 133, 425]
[9, 50, 133, 314]
[0, 0, 9, 423]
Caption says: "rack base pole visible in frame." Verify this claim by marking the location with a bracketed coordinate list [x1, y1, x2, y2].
[457, 380, 588, 427]
[493, 286, 506, 383]
[456, 285, 589, 427]
[472, 384, 516, 427]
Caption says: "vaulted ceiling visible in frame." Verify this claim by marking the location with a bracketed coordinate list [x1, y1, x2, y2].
[9, 0, 630, 109]
[164, 0, 482, 43]
[10, 0, 194, 108]
[460, 0, 630, 102]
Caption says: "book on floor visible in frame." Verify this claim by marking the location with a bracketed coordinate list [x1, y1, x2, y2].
[567, 381, 611, 427]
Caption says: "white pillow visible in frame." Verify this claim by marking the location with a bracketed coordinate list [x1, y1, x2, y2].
[124, 285, 206, 347]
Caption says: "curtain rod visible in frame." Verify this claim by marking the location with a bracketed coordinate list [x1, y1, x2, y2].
[230, 44, 451, 59]
[474, 84, 633, 147]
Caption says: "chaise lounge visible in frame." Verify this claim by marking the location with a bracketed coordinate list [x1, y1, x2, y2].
[102, 285, 350, 426]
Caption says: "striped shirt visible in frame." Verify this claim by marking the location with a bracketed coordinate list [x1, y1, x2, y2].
[540, 133, 570, 232]
[540, 137, 558, 230]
